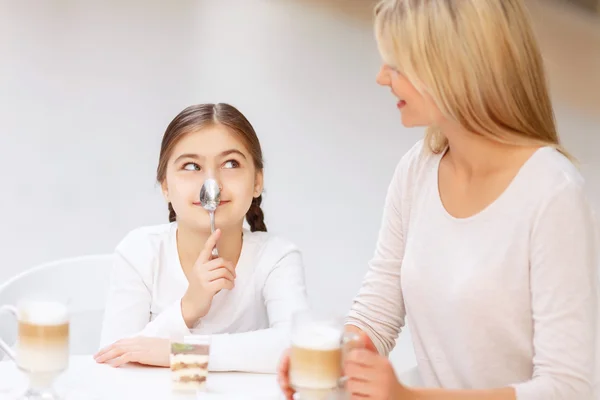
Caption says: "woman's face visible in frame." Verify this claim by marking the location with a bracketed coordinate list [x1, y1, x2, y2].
[161, 124, 263, 232]
[376, 64, 443, 128]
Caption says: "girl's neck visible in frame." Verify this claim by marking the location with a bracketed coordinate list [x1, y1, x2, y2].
[176, 222, 244, 273]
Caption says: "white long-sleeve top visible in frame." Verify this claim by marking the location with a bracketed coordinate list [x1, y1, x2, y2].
[99, 222, 309, 373]
[347, 140, 599, 399]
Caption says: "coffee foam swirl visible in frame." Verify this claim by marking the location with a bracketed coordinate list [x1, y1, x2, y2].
[20, 300, 68, 326]
[292, 325, 341, 351]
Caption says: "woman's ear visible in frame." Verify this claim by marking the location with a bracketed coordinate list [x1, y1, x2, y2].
[254, 170, 264, 198]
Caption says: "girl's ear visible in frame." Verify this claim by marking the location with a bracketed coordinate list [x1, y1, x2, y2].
[254, 170, 264, 197]
[161, 180, 169, 202]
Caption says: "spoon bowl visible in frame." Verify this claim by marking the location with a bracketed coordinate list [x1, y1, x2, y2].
[199, 178, 221, 257]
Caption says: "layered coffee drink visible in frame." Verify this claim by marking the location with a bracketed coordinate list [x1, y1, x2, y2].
[290, 324, 342, 395]
[16, 301, 70, 388]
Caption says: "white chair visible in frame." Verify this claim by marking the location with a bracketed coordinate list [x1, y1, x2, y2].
[0, 254, 114, 361]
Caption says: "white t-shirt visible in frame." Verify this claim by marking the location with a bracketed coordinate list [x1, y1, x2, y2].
[99, 223, 309, 373]
[347, 140, 599, 399]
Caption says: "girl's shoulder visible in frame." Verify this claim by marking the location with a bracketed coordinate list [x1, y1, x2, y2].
[116, 222, 174, 251]
[241, 230, 303, 272]
[113, 223, 175, 270]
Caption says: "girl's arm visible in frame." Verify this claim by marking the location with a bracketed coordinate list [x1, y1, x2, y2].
[208, 247, 309, 373]
[99, 233, 190, 348]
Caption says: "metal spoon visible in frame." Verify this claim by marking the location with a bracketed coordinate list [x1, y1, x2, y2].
[199, 178, 221, 257]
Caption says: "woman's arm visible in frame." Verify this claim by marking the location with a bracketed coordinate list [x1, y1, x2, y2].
[345, 347, 518, 400]
[411, 388, 516, 399]
[208, 247, 309, 373]
[345, 153, 414, 356]
[508, 181, 598, 399]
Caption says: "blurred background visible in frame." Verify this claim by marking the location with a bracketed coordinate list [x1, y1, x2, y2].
[0, 0, 598, 370]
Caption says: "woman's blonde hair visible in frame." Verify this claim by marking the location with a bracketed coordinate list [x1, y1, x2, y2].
[374, 0, 572, 159]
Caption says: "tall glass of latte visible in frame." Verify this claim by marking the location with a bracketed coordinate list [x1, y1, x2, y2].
[0, 299, 69, 400]
[289, 310, 363, 400]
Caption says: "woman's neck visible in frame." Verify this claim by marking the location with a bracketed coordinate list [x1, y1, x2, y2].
[440, 123, 537, 179]
[176, 222, 244, 273]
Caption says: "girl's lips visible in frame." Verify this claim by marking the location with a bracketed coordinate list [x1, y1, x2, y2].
[193, 201, 230, 206]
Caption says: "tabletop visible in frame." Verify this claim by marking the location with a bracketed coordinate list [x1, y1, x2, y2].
[0, 355, 283, 400]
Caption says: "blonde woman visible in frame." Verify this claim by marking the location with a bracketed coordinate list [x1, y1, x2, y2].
[278, 0, 598, 399]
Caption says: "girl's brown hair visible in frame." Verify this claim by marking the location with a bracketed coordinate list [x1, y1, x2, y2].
[156, 103, 267, 232]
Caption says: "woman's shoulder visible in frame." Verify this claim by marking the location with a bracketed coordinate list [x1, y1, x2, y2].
[392, 138, 440, 192]
[523, 147, 587, 199]
[536, 147, 584, 185]
[397, 138, 439, 173]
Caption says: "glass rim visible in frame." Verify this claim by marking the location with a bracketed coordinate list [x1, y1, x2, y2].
[292, 309, 344, 321]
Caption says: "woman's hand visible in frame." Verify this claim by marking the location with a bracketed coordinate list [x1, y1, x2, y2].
[94, 337, 170, 367]
[277, 329, 380, 399]
[344, 348, 413, 399]
[277, 348, 294, 400]
[181, 229, 237, 327]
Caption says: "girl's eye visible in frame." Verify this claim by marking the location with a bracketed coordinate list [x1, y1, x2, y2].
[223, 160, 239, 169]
[183, 162, 201, 171]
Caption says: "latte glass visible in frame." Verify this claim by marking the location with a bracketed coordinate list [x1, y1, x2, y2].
[0, 298, 70, 400]
[289, 310, 363, 400]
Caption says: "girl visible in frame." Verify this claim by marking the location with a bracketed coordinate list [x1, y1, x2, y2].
[278, 0, 599, 399]
[95, 103, 308, 373]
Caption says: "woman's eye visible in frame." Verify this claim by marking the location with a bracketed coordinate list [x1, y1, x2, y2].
[183, 162, 201, 171]
[223, 160, 239, 169]
[384, 63, 401, 75]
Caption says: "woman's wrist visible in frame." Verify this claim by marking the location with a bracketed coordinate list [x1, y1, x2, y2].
[344, 324, 377, 353]
[401, 386, 419, 400]
[401, 387, 517, 400]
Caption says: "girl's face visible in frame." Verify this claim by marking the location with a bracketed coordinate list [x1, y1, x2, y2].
[161, 124, 263, 232]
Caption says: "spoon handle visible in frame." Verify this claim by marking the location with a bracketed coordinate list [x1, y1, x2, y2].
[210, 211, 219, 257]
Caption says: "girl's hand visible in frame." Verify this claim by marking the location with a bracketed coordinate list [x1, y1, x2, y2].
[94, 337, 170, 368]
[181, 229, 236, 327]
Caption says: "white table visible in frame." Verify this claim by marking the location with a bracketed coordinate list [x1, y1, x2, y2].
[0, 355, 283, 400]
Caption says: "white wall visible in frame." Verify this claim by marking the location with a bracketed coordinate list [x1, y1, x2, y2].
[0, 0, 598, 371]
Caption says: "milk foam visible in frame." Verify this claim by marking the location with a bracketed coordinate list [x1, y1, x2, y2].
[20, 300, 68, 325]
[292, 325, 341, 350]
